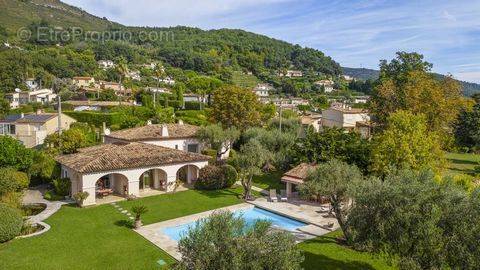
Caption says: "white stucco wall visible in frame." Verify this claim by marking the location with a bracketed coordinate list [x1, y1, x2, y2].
[62, 160, 208, 206]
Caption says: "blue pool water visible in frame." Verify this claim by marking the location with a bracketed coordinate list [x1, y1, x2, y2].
[161, 207, 307, 241]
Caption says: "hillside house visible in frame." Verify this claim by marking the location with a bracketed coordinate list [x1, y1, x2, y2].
[5, 89, 57, 109]
[252, 83, 274, 97]
[0, 112, 76, 148]
[279, 70, 303, 77]
[73, 77, 95, 88]
[25, 78, 39, 90]
[314, 80, 335, 93]
[321, 103, 370, 131]
[98, 60, 115, 69]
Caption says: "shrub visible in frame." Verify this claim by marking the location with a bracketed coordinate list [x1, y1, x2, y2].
[195, 165, 238, 190]
[43, 190, 64, 201]
[0, 203, 23, 243]
[201, 148, 217, 160]
[195, 165, 224, 190]
[72, 191, 89, 206]
[221, 164, 238, 188]
[0, 168, 29, 195]
[184, 101, 201, 110]
[52, 178, 71, 197]
[0, 192, 22, 209]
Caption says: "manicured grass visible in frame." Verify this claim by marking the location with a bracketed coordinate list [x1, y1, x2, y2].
[0, 188, 244, 270]
[298, 231, 396, 270]
[252, 171, 286, 191]
[446, 152, 480, 175]
[119, 187, 244, 225]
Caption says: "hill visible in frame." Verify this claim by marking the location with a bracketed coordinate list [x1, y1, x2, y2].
[343, 67, 480, 96]
[0, 0, 119, 32]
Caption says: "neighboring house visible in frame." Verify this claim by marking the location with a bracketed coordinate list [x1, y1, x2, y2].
[281, 163, 317, 197]
[267, 98, 309, 111]
[55, 142, 210, 206]
[300, 114, 322, 133]
[5, 89, 57, 109]
[279, 70, 303, 77]
[158, 76, 175, 85]
[146, 87, 171, 94]
[142, 63, 159, 70]
[183, 94, 206, 103]
[314, 80, 335, 93]
[126, 70, 141, 81]
[25, 78, 39, 90]
[99, 81, 132, 97]
[104, 123, 203, 154]
[73, 77, 95, 88]
[0, 112, 76, 148]
[98, 60, 115, 70]
[252, 83, 274, 97]
[353, 95, 370, 104]
[321, 103, 370, 131]
[342, 75, 354, 82]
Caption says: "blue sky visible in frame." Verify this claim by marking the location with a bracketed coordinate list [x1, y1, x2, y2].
[64, 0, 480, 83]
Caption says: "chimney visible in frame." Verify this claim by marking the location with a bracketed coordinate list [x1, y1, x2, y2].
[178, 119, 184, 125]
[146, 120, 152, 125]
[36, 109, 43, 115]
[161, 124, 169, 137]
[20, 113, 24, 118]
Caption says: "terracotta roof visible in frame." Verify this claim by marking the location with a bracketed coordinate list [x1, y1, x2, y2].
[281, 163, 317, 184]
[105, 123, 199, 141]
[55, 142, 210, 174]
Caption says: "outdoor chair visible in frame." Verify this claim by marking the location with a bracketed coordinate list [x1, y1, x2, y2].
[269, 189, 278, 202]
[280, 190, 288, 202]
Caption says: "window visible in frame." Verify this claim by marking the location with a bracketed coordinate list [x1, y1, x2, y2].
[187, 144, 199, 153]
[175, 145, 178, 149]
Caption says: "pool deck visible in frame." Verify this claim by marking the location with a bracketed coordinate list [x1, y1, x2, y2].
[135, 199, 338, 260]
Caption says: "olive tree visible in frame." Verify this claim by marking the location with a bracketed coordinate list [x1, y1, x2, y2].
[175, 211, 303, 270]
[299, 159, 363, 243]
[196, 124, 240, 162]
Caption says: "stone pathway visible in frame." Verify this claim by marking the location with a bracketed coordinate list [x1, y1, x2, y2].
[111, 202, 134, 220]
[19, 188, 70, 238]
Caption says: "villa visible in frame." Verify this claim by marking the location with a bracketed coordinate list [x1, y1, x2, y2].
[252, 83, 274, 97]
[104, 123, 203, 154]
[56, 142, 210, 206]
[5, 88, 57, 109]
[321, 103, 370, 131]
[73, 76, 95, 88]
[314, 79, 335, 93]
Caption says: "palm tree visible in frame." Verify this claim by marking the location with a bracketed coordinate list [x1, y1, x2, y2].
[116, 58, 128, 105]
[131, 205, 148, 228]
[153, 64, 165, 108]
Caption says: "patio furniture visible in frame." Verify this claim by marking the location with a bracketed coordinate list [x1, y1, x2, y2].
[269, 189, 278, 202]
[280, 190, 288, 202]
[96, 188, 113, 197]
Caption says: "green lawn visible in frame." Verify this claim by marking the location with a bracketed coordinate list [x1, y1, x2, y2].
[252, 171, 286, 191]
[446, 152, 480, 175]
[118, 187, 244, 225]
[0, 188, 244, 270]
[299, 231, 395, 270]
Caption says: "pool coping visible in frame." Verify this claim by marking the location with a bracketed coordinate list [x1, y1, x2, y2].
[134, 202, 334, 261]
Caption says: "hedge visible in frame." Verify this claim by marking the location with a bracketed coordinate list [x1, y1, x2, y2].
[184, 101, 202, 110]
[194, 164, 238, 190]
[0, 203, 23, 243]
[64, 111, 123, 127]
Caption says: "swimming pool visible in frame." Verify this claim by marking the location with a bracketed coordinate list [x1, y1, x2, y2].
[161, 207, 307, 241]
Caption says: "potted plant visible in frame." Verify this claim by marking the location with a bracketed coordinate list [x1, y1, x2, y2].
[72, 191, 89, 207]
[131, 205, 148, 229]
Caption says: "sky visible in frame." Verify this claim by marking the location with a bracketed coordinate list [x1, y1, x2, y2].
[64, 0, 480, 83]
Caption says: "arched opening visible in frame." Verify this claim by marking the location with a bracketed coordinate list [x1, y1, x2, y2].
[176, 164, 200, 185]
[139, 168, 168, 191]
[95, 173, 129, 203]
